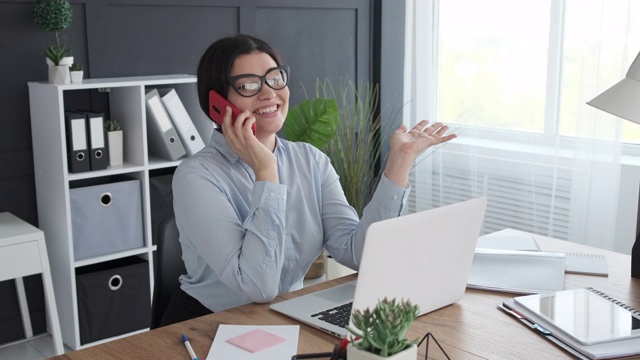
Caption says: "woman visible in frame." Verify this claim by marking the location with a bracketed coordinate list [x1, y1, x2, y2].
[160, 34, 456, 326]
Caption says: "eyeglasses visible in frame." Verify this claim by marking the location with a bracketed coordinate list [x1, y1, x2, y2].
[228, 65, 290, 97]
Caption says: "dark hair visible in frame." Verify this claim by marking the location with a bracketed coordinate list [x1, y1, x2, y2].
[197, 34, 284, 120]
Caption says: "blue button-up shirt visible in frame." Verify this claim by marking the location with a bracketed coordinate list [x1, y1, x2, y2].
[172, 130, 410, 312]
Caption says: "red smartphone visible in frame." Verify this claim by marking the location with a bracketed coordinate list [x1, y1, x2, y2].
[208, 90, 255, 134]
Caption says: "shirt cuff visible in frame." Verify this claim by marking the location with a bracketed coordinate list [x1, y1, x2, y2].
[368, 175, 411, 215]
[252, 181, 288, 210]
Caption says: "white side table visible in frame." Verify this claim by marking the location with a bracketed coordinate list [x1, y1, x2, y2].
[0, 212, 63, 355]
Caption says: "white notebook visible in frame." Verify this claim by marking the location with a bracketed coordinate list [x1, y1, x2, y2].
[559, 252, 608, 277]
[468, 249, 566, 293]
[476, 233, 609, 276]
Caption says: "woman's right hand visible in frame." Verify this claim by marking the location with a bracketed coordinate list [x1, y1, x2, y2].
[221, 106, 279, 183]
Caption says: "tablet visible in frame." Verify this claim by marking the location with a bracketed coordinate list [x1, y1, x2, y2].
[514, 288, 640, 345]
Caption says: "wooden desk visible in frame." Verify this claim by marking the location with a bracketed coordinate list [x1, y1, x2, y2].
[49, 230, 639, 360]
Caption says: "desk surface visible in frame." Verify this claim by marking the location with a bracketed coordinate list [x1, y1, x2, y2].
[49, 229, 640, 360]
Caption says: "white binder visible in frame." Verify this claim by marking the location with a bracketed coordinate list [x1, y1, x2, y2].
[145, 89, 186, 161]
[158, 88, 205, 156]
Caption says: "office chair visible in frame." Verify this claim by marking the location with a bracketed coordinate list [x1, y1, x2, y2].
[151, 215, 186, 329]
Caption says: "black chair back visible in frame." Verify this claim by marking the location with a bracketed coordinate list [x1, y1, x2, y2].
[151, 216, 186, 329]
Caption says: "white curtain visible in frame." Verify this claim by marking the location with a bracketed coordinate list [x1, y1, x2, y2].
[403, 0, 639, 251]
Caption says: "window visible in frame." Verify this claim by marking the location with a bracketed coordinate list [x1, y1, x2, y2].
[436, 0, 640, 144]
[438, 0, 550, 134]
[404, 0, 640, 252]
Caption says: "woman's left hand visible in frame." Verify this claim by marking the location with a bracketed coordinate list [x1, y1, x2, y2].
[384, 120, 456, 187]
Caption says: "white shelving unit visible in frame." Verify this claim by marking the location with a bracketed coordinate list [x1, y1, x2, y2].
[28, 75, 205, 350]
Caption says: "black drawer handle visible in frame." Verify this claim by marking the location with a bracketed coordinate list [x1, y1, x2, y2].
[100, 192, 112, 207]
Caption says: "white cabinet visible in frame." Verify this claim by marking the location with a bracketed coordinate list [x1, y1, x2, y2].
[28, 75, 207, 350]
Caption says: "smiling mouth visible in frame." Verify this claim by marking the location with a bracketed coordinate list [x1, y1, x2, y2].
[254, 105, 279, 115]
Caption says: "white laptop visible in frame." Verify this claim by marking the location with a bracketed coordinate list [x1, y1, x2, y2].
[270, 197, 488, 337]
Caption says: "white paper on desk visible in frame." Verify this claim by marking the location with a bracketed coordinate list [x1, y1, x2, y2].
[476, 234, 541, 251]
[468, 249, 566, 294]
[479, 233, 609, 276]
[207, 324, 299, 360]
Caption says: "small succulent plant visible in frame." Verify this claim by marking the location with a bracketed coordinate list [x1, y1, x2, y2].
[347, 297, 420, 357]
[104, 120, 122, 132]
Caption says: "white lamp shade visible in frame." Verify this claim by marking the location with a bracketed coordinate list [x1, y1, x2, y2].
[587, 51, 640, 125]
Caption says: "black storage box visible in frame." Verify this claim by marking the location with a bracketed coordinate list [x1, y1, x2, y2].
[76, 256, 150, 345]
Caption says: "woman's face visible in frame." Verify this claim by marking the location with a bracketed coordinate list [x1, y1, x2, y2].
[227, 52, 290, 139]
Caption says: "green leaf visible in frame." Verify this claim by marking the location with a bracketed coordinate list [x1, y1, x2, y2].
[284, 98, 339, 150]
[44, 44, 69, 65]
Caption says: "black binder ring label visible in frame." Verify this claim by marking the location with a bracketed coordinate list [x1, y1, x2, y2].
[77, 152, 85, 161]
[95, 149, 103, 159]
[100, 192, 112, 207]
[108, 275, 123, 291]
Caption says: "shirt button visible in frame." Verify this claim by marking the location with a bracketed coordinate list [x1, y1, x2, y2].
[392, 195, 399, 200]
[269, 192, 275, 197]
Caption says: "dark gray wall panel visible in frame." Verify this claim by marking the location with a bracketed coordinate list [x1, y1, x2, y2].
[251, 0, 372, 114]
[87, 3, 240, 77]
[256, 6, 360, 107]
[257, 7, 358, 74]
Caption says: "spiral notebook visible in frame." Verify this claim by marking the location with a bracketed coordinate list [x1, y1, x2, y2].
[501, 287, 640, 359]
[560, 253, 609, 276]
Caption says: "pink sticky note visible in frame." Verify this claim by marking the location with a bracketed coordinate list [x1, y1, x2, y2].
[226, 329, 287, 353]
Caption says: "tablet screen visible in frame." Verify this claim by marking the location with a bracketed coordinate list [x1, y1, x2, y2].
[514, 288, 640, 345]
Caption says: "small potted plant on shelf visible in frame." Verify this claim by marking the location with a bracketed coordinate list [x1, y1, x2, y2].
[346, 297, 420, 359]
[104, 120, 123, 166]
[33, 0, 73, 84]
[69, 63, 83, 83]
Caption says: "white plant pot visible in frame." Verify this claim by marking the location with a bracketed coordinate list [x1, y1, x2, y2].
[45, 56, 73, 67]
[70, 71, 84, 83]
[48, 65, 70, 85]
[59, 56, 74, 66]
[46, 56, 74, 84]
[347, 344, 418, 360]
[107, 130, 124, 166]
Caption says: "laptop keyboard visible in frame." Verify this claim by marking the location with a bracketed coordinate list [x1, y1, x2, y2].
[311, 302, 353, 328]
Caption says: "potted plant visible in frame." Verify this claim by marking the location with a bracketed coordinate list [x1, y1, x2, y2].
[69, 63, 83, 83]
[33, 0, 73, 84]
[104, 120, 123, 166]
[287, 78, 390, 279]
[346, 298, 420, 359]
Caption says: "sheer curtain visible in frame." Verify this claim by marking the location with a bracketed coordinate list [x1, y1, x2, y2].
[403, 0, 639, 251]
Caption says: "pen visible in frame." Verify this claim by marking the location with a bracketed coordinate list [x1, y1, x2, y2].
[181, 333, 200, 360]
